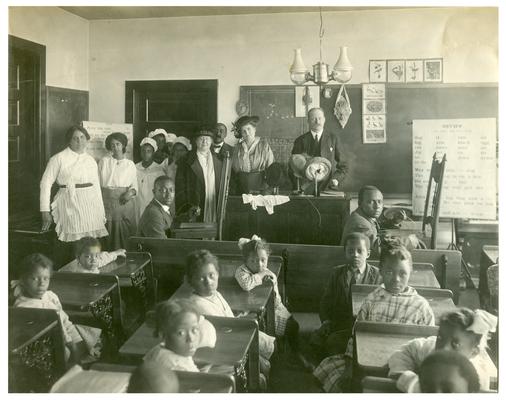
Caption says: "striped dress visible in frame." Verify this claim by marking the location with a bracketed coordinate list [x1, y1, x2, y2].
[40, 147, 108, 242]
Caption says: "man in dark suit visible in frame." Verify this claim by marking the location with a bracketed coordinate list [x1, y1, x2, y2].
[291, 107, 344, 191]
[211, 123, 234, 160]
[138, 175, 174, 238]
[175, 128, 223, 222]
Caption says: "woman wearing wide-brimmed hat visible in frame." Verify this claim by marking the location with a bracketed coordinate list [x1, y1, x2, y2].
[175, 127, 222, 223]
[230, 115, 275, 194]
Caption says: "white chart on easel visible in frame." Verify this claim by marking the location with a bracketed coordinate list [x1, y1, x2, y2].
[82, 121, 134, 162]
[412, 118, 497, 220]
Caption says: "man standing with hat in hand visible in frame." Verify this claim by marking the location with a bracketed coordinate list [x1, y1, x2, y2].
[290, 107, 345, 193]
[175, 126, 223, 223]
[211, 123, 234, 160]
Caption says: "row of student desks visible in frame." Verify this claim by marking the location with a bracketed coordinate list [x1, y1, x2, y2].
[10, 248, 455, 393]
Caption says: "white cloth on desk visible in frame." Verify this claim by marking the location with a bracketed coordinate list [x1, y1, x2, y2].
[98, 156, 138, 191]
[242, 194, 290, 215]
[50, 365, 131, 393]
[59, 251, 118, 274]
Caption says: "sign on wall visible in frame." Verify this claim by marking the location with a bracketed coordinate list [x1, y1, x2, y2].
[412, 118, 497, 220]
[82, 121, 134, 162]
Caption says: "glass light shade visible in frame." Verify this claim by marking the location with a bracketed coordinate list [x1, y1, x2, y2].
[290, 48, 309, 85]
[332, 46, 353, 83]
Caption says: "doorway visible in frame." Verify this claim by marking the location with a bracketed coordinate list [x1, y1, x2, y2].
[125, 79, 218, 161]
[8, 35, 46, 221]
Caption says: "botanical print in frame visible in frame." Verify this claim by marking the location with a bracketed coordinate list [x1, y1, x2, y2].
[387, 59, 405, 83]
[405, 59, 424, 83]
[369, 60, 387, 82]
[424, 58, 443, 82]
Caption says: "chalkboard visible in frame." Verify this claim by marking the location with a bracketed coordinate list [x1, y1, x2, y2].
[239, 83, 498, 194]
[82, 121, 134, 162]
[46, 86, 89, 157]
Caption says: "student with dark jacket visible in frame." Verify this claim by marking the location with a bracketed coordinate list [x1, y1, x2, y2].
[311, 232, 382, 357]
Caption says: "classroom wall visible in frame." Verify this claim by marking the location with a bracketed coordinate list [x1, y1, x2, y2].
[8, 6, 89, 91]
[87, 7, 497, 136]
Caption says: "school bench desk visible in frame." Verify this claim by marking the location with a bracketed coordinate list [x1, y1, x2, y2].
[222, 194, 351, 245]
[128, 237, 462, 309]
[50, 272, 124, 350]
[170, 275, 277, 336]
[351, 284, 456, 323]
[119, 315, 260, 392]
[354, 321, 439, 376]
[51, 363, 236, 393]
[368, 261, 440, 288]
[479, 245, 499, 309]
[9, 307, 66, 393]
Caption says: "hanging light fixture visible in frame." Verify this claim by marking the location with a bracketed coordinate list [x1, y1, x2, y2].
[289, 8, 353, 86]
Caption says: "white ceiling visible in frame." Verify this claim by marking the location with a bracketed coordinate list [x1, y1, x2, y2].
[59, 6, 412, 20]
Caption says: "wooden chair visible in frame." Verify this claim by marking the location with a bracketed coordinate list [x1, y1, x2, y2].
[172, 150, 232, 240]
[9, 307, 67, 393]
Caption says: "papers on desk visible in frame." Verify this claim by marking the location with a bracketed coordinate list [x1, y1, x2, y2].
[320, 190, 346, 198]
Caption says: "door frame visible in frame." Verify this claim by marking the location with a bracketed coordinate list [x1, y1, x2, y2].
[125, 79, 218, 161]
[8, 35, 47, 173]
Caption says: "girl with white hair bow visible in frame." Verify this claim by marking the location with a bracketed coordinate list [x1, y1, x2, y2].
[389, 308, 498, 392]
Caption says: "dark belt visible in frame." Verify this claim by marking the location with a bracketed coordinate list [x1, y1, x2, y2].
[58, 183, 93, 189]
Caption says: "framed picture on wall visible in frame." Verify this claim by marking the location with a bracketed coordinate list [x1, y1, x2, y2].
[387, 60, 405, 83]
[405, 59, 424, 83]
[369, 60, 387, 82]
[362, 114, 386, 144]
[424, 58, 443, 82]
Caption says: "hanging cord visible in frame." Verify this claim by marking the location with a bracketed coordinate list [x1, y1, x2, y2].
[319, 7, 324, 62]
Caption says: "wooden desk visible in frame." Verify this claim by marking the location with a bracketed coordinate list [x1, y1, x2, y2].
[479, 245, 499, 309]
[171, 277, 276, 336]
[369, 261, 440, 288]
[223, 194, 351, 245]
[9, 307, 66, 393]
[50, 273, 123, 351]
[119, 316, 259, 392]
[352, 284, 456, 323]
[355, 321, 439, 376]
[91, 363, 235, 393]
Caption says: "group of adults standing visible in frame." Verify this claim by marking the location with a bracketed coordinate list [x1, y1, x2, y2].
[39, 107, 345, 261]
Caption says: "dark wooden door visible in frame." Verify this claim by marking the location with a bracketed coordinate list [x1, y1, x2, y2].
[8, 36, 46, 219]
[125, 80, 218, 161]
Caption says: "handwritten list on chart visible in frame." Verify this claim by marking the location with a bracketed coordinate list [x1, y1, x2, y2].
[412, 118, 497, 220]
[82, 121, 134, 162]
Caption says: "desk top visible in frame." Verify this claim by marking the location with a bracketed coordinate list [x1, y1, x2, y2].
[9, 307, 59, 352]
[120, 316, 256, 366]
[172, 278, 274, 314]
[352, 285, 455, 323]
[50, 277, 117, 310]
[99, 253, 150, 286]
[355, 321, 439, 372]
[482, 245, 499, 264]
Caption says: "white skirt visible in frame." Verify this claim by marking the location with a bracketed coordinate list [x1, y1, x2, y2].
[51, 186, 108, 242]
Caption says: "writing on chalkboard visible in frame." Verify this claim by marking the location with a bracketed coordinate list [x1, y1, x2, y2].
[82, 121, 134, 162]
[412, 118, 497, 220]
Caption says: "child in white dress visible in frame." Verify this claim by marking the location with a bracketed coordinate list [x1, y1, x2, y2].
[12, 253, 101, 363]
[389, 308, 497, 392]
[59, 236, 126, 274]
[235, 235, 313, 370]
[144, 299, 217, 372]
[183, 249, 276, 383]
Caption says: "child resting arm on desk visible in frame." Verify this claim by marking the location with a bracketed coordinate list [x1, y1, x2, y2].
[388, 308, 497, 392]
[313, 240, 435, 393]
[235, 235, 313, 371]
[11, 253, 101, 364]
[59, 236, 126, 273]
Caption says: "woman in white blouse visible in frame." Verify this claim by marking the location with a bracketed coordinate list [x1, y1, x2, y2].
[98, 132, 138, 250]
[40, 125, 108, 245]
[230, 115, 274, 194]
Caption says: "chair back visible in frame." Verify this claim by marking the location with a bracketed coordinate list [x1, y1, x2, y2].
[422, 152, 447, 249]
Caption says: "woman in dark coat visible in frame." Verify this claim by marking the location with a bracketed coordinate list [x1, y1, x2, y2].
[175, 128, 222, 223]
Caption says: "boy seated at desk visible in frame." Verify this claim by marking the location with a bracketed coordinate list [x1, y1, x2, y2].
[311, 232, 382, 358]
[59, 236, 126, 273]
[313, 240, 435, 393]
